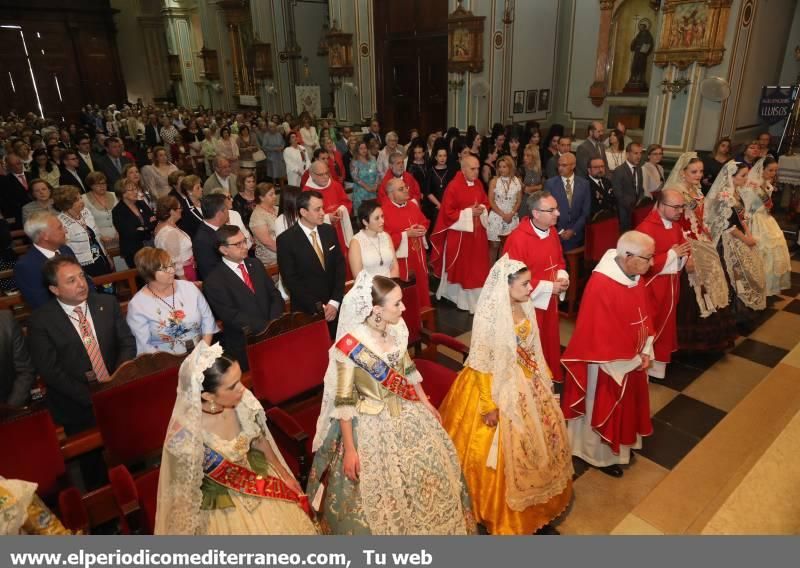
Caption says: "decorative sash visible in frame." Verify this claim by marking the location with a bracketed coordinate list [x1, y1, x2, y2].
[516, 344, 541, 376]
[202, 445, 311, 517]
[335, 334, 421, 402]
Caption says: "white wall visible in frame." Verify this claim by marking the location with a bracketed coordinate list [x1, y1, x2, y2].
[112, 0, 159, 103]
[778, 0, 800, 85]
[294, 0, 332, 114]
[733, 0, 795, 134]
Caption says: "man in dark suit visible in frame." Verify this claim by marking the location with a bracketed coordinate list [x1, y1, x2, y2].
[193, 193, 229, 280]
[576, 121, 608, 178]
[59, 150, 89, 193]
[0, 309, 36, 407]
[28, 256, 135, 434]
[16, 212, 76, 310]
[586, 157, 616, 217]
[144, 114, 162, 148]
[277, 190, 346, 337]
[76, 135, 96, 180]
[204, 225, 285, 370]
[544, 136, 573, 179]
[362, 119, 384, 149]
[94, 136, 131, 190]
[1, 153, 33, 227]
[544, 152, 591, 252]
[611, 142, 644, 232]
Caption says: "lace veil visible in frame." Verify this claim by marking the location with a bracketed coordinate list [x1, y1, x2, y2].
[312, 270, 410, 452]
[664, 151, 698, 191]
[663, 152, 729, 316]
[154, 341, 294, 535]
[744, 157, 769, 212]
[467, 255, 571, 509]
[703, 160, 740, 246]
[705, 160, 767, 310]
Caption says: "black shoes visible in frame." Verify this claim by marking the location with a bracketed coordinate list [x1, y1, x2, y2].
[597, 464, 623, 478]
[535, 523, 560, 535]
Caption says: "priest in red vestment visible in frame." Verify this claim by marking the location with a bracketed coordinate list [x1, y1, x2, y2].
[430, 155, 490, 313]
[635, 189, 691, 380]
[377, 152, 422, 205]
[503, 191, 569, 382]
[561, 231, 656, 478]
[382, 177, 431, 308]
[302, 159, 354, 278]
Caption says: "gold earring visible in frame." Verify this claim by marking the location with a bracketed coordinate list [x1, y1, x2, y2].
[209, 401, 219, 413]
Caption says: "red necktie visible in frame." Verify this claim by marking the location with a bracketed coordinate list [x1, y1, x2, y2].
[17, 174, 28, 191]
[239, 263, 255, 293]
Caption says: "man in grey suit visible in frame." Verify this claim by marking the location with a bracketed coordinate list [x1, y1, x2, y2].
[94, 137, 131, 190]
[611, 142, 644, 232]
[576, 121, 608, 178]
[202, 157, 239, 197]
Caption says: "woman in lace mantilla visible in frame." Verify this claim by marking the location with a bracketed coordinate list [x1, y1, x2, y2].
[439, 256, 573, 534]
[665, 153, 735, 351]
[307, 273, 476, 535]
[154, 342, 317, 535]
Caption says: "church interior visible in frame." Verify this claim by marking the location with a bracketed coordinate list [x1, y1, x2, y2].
[0, 0, 799, 536]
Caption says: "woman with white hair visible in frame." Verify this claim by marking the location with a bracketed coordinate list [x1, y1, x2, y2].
[376, 131, 403, 177]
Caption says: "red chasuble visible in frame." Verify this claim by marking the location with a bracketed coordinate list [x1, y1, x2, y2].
[376, 171, 423, 205]
[382, 198, 431, 308]
[328, 151, 346, 185]
[430, 172, 490, 289]
[561, 252, 655, 453]
[635, 208, 686, 371]
[503, 219, 566, 382]
[303, 179, 354, 278]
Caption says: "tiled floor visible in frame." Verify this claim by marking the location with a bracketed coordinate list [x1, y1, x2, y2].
[430, 248, 800, 535]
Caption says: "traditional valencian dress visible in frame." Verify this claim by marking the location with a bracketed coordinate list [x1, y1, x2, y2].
[746, 159, 791, 297]
[154, 343, 317, 535]
[440, 257, 572, 534]
[307, 273, 476, 535]
[665, 153, 735, 352]
[704, 161, 767, 328]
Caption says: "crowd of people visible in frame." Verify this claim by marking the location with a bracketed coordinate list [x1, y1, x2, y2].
[0, 103, 794, 536]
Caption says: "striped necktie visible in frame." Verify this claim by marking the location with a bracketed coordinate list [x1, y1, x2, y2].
[72, 306, 111, 382]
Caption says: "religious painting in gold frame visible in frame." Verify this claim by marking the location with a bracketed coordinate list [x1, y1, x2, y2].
[653, 0, 732, 69]
[448, 2, 484, 73]
[327, 25, 354, 77]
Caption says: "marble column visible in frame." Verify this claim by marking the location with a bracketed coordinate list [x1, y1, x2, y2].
[162, 3, 201, 108]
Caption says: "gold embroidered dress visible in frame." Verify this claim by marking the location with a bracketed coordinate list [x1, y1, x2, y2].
[439, 257, 573, 535]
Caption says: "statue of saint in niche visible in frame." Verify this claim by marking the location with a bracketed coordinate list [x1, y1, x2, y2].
[624, 18, 654, 93]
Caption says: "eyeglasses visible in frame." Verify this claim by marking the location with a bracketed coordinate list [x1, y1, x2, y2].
[158, 265, 176, 273]
[661, 202, 686, 211]
[224, 239, 248, 248]
[536, 207, 559, 214]
[626, 253, 654, 261]
[312, 171, 330, 177]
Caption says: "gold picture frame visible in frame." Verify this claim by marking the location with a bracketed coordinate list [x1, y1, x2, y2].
[448, 1, 484, 74]
[327, 21, 354, 78]
[653, 0, 733, 69]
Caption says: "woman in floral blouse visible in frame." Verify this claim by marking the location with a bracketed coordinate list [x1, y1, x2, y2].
[126, 247, 217, 355]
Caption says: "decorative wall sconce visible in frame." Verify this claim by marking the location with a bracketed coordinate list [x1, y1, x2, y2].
[448, 75, 466, 91]
[168, 54, 182, 81]
[661, 75, 691, 98]
[249, 40, 273, 79]
[200, 47, 220, 81]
